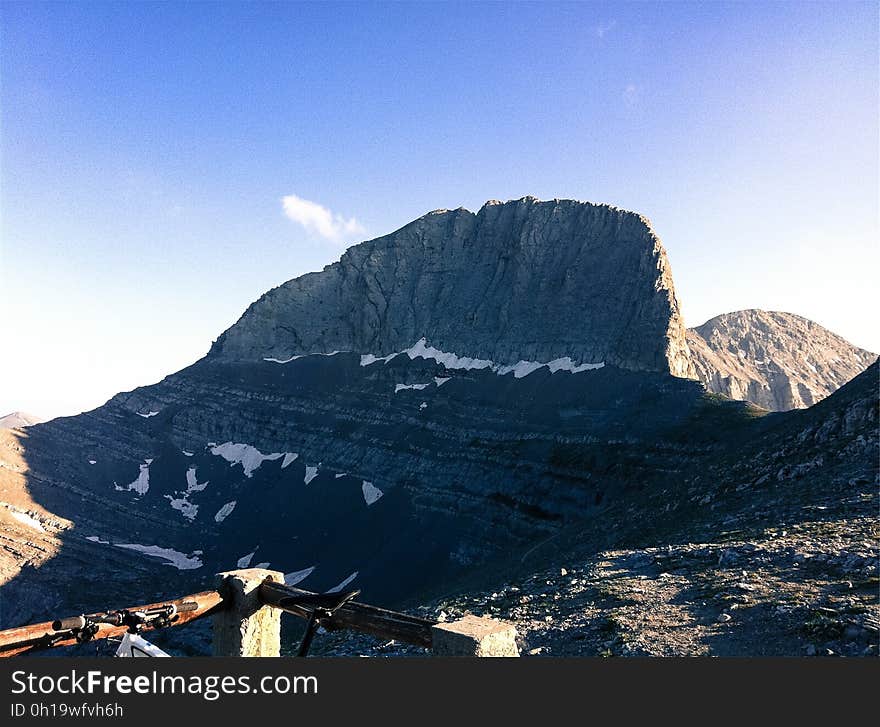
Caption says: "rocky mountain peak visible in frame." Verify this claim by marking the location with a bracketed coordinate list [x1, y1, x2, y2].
[687, 309, 876, 411]
[211, 197, 695, 378]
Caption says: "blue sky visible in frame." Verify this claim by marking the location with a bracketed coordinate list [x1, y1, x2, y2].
[1, 1, 877, 419]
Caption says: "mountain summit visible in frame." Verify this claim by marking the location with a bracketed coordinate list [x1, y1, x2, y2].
[212, 197, 695, 378]
[687, 310, 876, 411]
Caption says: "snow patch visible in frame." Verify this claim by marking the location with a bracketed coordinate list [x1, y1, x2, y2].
[419, 402, 428, 410]
[164, 466, 209, 521]
[284, 566, 316, 586]
[253, 561, 271, 569]
[362, 481, 384, 506]
[237, 551, 256, 568]
[136, 411, 159, 418]
[304, 466, 319, 485]
[86, 535, 110, 544]
[264, 351, 341, 364]
[281, 452, 299, 468]
[185, 467, 209, 493]
[327, 571, 359, 593]
[214, 501, 236, 523]
[10, 510, 46, 532]
[115, 460, 151, 495]
[360, 352, 398, 366]
[394, 383, 430, 393]
[182, 450, 194, 457]
[166, 496, 198, 521]
[88, 460, 97, 465]
[361, 338, 604, 378]
[335, 473, 346, 479]
[434, 377, 450, 386]
[210, 442, 283, 478]
[113, 543, 203, 570]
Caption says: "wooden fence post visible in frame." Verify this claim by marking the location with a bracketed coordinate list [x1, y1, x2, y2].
[213, 568, 284, 657]
[431, 615, 520, 657]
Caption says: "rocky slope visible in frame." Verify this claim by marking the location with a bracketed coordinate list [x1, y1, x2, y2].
[314, 363, 878, 658]
[688, 310, 876, 411]
[212, 197, 694, 378]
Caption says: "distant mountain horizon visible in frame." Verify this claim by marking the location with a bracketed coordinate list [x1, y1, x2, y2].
[0, 411, 46, 429]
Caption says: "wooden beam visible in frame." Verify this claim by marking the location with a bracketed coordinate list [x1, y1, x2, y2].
[259, 581, 435, 649]
[0, 590, 225, 657]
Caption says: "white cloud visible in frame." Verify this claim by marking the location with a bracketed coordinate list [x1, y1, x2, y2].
[593, 21, 616, 39]
[281, 194, 365, 243]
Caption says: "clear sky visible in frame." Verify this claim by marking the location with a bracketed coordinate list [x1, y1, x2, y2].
[1, 1, 877, 420]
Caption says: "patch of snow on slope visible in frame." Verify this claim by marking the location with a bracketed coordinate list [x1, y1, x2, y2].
[10, 510, 45, 532]
[434, 377, 450, 386]
[165, 466, 209, 521]
[362, 481, 384, 506]
[86, 535, 110, 544]
[545, 357, 605, 375]
[88, 460, 97, 465]
[327, 571, 359, 593]
[304, 466, 319, 485]
[115, 460, 151, 495]
[335, 473, 346, 478]
[264, 351, 341, 364]
[281, 452, 299, 468]
[166, 497, 198, 521]
[210, 442, 283, 478]
[254, 561, 271, 569]
[395, 383, 430, 393]
[136, 411, 159, 418]
[360, 352, 398, 366]
[113, 543, 203, 570]
[362, 338, 604, 378]
[419, 402, 428, 410]
[182, 450, 194, 457]
[284, 566, 316, 586]
[185, 467, 208, 493]
[404, 338, 494, 370]
[237, 551, 256, 568]
[214, 501, 236, 522]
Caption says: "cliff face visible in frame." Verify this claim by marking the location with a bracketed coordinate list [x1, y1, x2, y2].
[211, 197, 695, 378]
[687, 310, 876, 411]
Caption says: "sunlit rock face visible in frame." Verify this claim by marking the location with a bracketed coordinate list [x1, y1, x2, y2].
[687, 310, 876, 411]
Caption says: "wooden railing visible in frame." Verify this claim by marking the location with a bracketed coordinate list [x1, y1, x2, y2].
[0, 568, 519, 658]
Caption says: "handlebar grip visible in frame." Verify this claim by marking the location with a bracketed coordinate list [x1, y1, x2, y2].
[177, 601, 198, 613]
[52, 615, 86, 631]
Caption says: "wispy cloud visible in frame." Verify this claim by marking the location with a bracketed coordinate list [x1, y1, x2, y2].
[281, 194, 365, 243]
[593, 20, 616, 39]
[623, 83, 640, 107]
